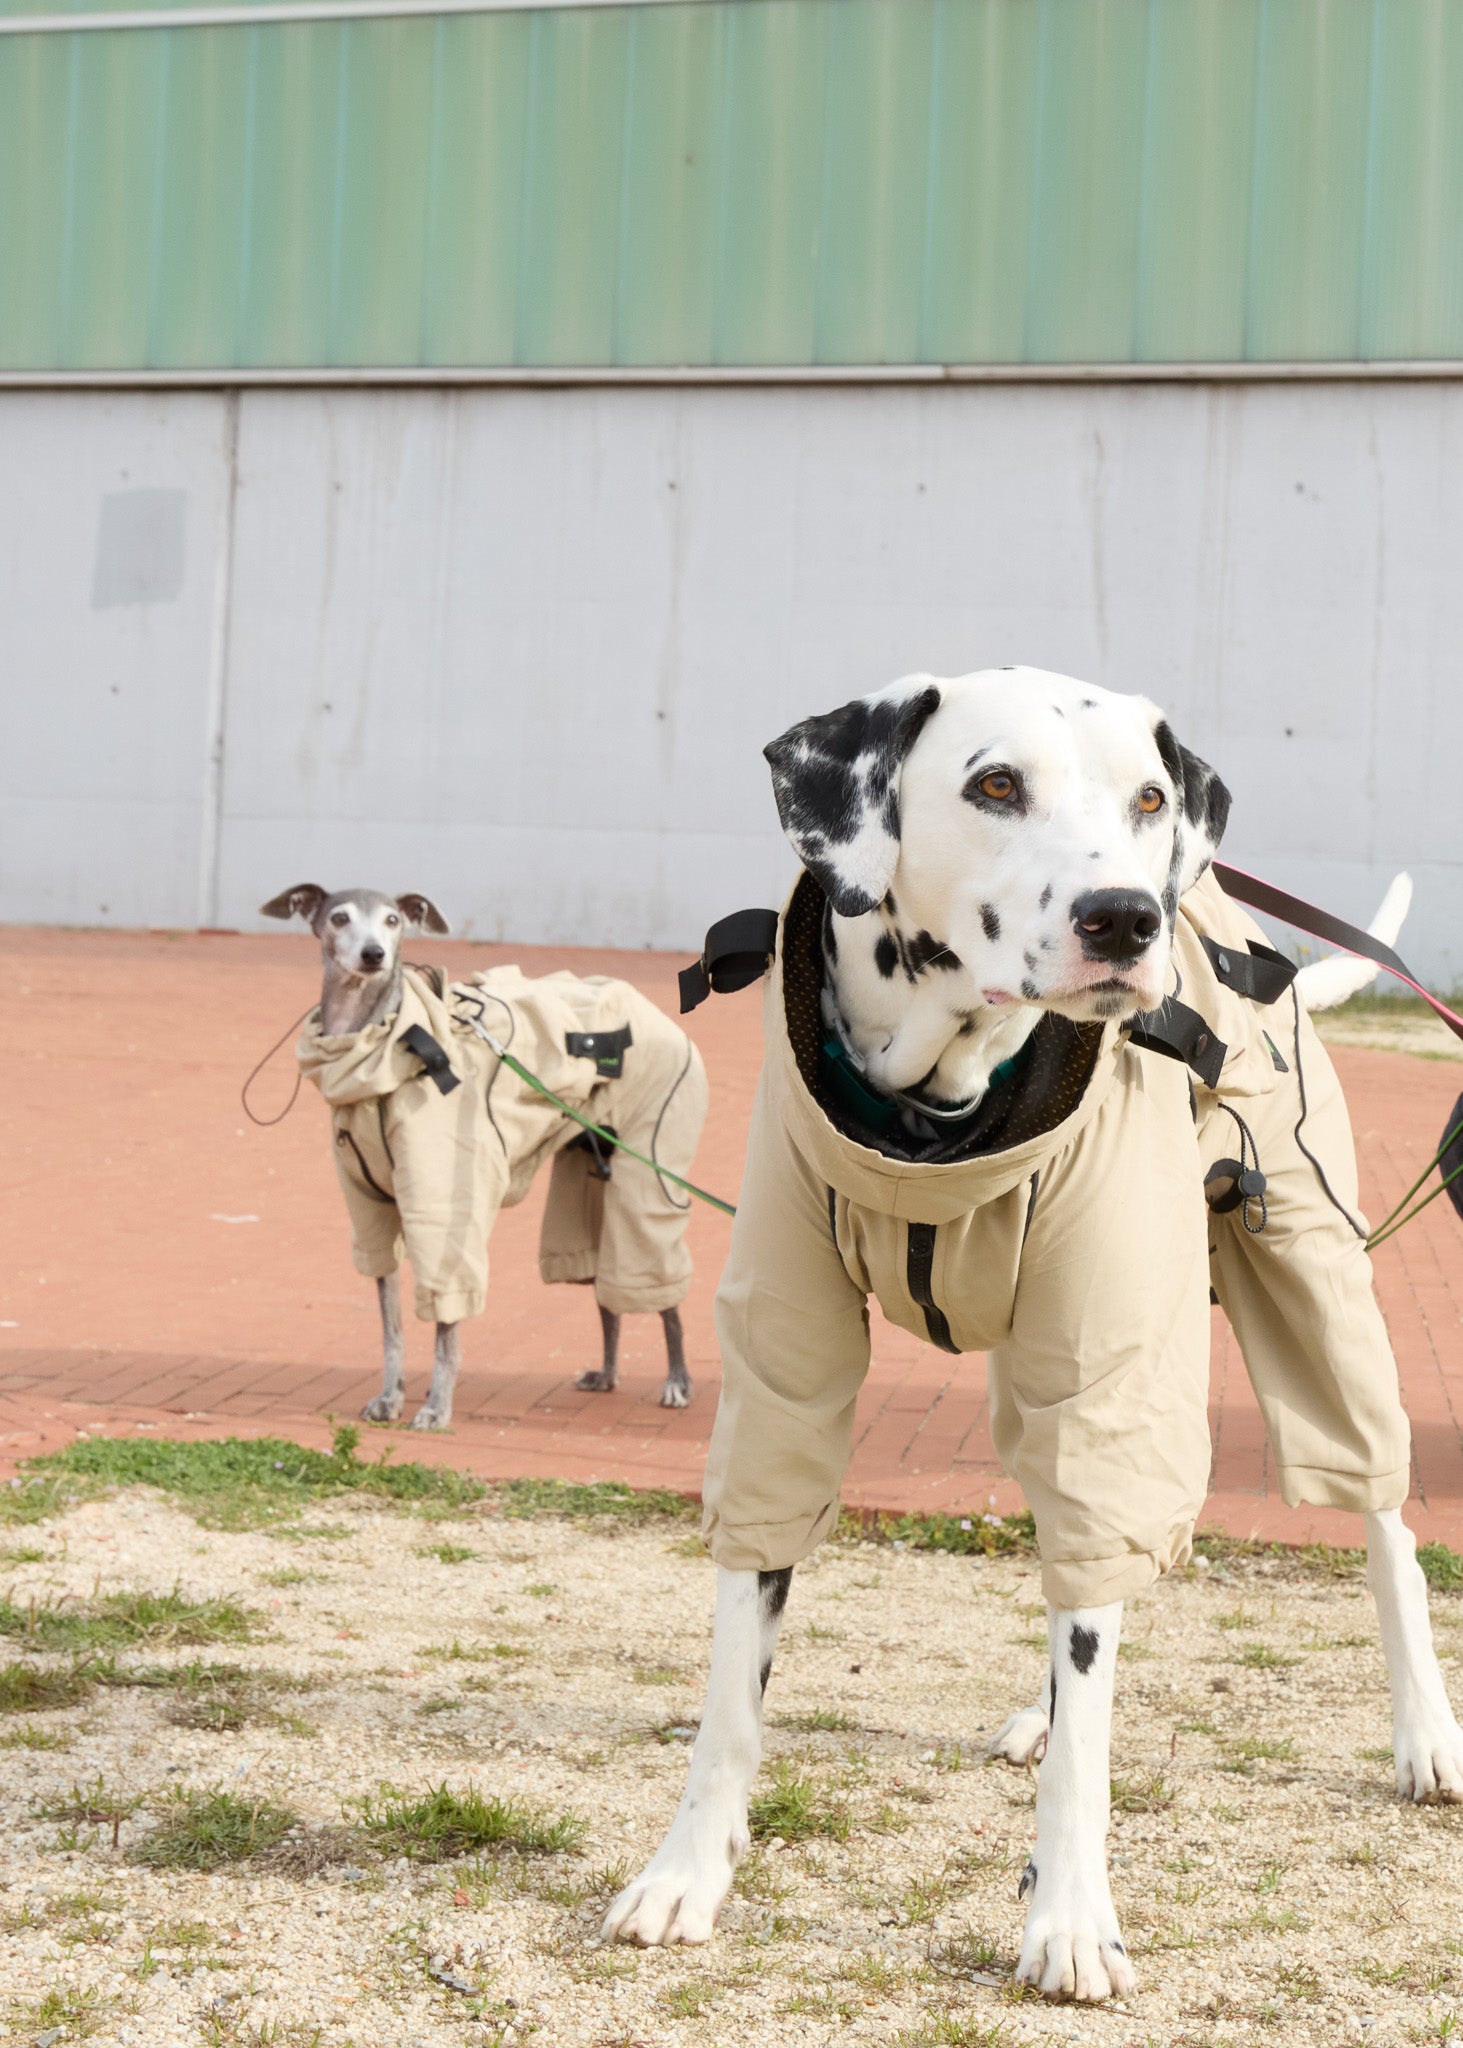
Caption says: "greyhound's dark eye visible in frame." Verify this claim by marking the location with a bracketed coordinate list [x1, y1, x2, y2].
[977, 771, 1017, 802]
[1138, 785, 1165, 815]
[330, 910, 349, 927]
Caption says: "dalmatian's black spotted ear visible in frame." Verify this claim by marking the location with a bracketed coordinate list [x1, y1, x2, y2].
[1151, 719, 1231, 903]
[763, 679, 943, 916]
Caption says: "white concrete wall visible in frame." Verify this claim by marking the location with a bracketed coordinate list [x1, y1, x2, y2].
[1, 380, 1459, 985]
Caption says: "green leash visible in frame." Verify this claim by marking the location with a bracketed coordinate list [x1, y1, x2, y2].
[471, 1027, 738, 1218]
[1364, 1116, 1463, 1251]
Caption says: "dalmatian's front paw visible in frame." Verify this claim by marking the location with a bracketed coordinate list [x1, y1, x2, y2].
[1393, 1707, 1463, 1803]
[1016, 1849, 1134, 2002]
[574, 1368, 618, 1394]
[601, 1805, 744, 1946]
[362, 1394, 404, 1424]
[409, 1405, 451, 1432]
[988, 1704, 1049, 1767]
[659, 1377, 691, 1410]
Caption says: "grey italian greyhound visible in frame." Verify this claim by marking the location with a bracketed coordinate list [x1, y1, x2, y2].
[260, 884, 692, 1427]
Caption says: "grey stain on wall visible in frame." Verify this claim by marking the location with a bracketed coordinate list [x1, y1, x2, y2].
[92, 489, 187, 608]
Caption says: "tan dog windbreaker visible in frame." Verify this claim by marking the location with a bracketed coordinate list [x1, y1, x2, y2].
[703, 872, 1410, 1610]
[298, 966, 707, 1325]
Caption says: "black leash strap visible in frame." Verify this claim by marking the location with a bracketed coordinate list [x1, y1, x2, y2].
[1213, 861, 1463, 1047]
[679, 907, 780, 1014]
[1201, 935, 1297, 1006]
[1128, 997, 1227, 1088]
[400, 1023, 461, 1095]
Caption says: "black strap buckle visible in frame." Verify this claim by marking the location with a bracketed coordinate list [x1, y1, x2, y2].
[567, 1123, 618, 1179]
[679, 907, 780, 1013]
[1128, 997, 1227, 1089]
[1201, 936, 1297, 1006]
[400, 1023, 461, 1095]
[565, 1024, 632, 1079]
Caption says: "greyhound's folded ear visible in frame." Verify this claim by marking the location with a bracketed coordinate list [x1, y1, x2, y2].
[1149, 716, 1232, 903]
[764, 678, 943, 916]
[396, 893, 451, 935]
[259, 884, 327, 923]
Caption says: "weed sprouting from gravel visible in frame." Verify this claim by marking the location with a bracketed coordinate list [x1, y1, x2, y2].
[133, 1788, 299, 1869]
[415, 1542, 479, 1565]
[357, 1782, 584, 1861]
[9, 1984, 120, 2040]
[930, 1927, 1002, 1976]
[895, 2012, 1018, 2047]
[776, 1707, 855, 1733]
[1110, 1768, 1174, 1812]
[1237, 1640, 1299, 1670]
[1418, 1543, 1463, 1591]
[0, 1588, 261, 1653]
[1222, 1734, 1299, 1772]
[0, 1657, 98, 1713]
[748, 1761, 851, 1843]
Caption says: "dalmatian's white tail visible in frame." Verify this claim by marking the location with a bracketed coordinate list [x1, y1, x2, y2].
[1295, 872, 1412, 1012]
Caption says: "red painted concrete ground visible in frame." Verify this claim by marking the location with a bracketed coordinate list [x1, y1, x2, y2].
[2, 927, 1461, 1551]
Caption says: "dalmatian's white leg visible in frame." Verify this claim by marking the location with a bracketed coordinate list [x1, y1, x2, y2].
[1366, 1509, 1463, 1803]
[988, 1665, 1051, 1766]
[410, 1321, 461, 1430]
[602, 1566, 791, 1945]
[362, 1274, 406, 1423]
[1016, 1603, 1134, 2003]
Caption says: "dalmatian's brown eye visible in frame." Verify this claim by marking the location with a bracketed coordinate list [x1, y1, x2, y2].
[978, 771, 1017, 802]
[1138, 785, 1165, 815]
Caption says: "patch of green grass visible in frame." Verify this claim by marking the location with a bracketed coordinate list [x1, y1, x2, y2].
[15, 1425, 485, 1532]
[776, 1707, 854, 1734]
[526, 1582, 556, 1597]
[1, 1543, 47, 1563]
[1215, 1606, 1253, 1631]
[747, 1761, 851, 1844]
[661, 1979, 723, 2018]
[356, 1782, 583, 1861]
[1419, 1542, 1463, 1591]
[0, 1657, 98, 1713]
[121, 1660, 314, 1734]
[896, 2015, 1017, 2048]
[415, 1542, 478, 1565]
[1111, 1768, 1174, 1812]
[257, 1566, 319, 1588]
[1117, 1639, 1154, 1661]
[418, 1695, 464, 1715]
[1222, 1734, 1298, 1772]
[632, 1666, 682, 1687]
[1359, 1744, 1394, 1764]
[133, 1788, 299, 1870]
[1, 1722, 70, 1749]
[837, 1505, 1038, 1560]
[0, 1587, 261, 1654]
[1235, 1640, 1299, 1670]
[494, 1476, 695, 1524]
[10, 1984, 119, 2040]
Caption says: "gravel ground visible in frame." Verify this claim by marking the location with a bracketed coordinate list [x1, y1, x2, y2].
[1, 1491, 1461, 2048]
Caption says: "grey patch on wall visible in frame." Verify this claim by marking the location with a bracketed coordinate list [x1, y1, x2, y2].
[91, 488, 187, 608]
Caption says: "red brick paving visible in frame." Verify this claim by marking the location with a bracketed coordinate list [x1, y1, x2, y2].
[2, 926, 1461, 1552]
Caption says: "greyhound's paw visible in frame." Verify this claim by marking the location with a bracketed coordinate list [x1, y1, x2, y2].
[659, 1379, 692, 1410]
[409, 1406, 451, 1432]
[362, 1395, 404, 1424]
[988, 1705, 1050, 1767]
[574, 1369, 618, 1394]
[1393, 1707, 1463, 1803]
[601, 1814, 742, 1946]
[1016, 1857, 1133, 2002]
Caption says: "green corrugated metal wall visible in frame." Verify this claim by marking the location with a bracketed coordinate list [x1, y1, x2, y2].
[2, 0, 1462, 372]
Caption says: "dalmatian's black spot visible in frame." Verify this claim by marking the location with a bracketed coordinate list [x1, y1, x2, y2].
[874, 933, 899, 980]
[1023, 950, 1037, 970]
[1040, 936, 1053, 951]
[823, 916, 838, 963]
[957, 1013, 979, 1037]
[904, 930, 962, 976]
[758, 1566, 793, 1621]
[1049, 1658, 1058, 1730]
[1039, 883, 1052, 910]
[1069, 1623, 1100, 1674]
[980, 902, 1001, 943]
[1110, 1941, 1126, 1955]
[1021, 977, 1039, 1000]
[1089, 850, 1102, 859]
[1018, 1860, 1037, 1900]
[759, 1656, 773, 1695]
[1081, 697, 1097, 709]
[884, 891, 897, 915]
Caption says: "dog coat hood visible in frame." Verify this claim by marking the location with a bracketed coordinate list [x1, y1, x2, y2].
[299, 966, 707, 1325]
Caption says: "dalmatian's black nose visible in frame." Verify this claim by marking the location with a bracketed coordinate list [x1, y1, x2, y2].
[360, 944, 387, 970]
[1070, 889, 1163, 965]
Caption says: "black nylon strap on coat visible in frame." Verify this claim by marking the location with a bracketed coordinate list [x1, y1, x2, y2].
[400, 1023, 461, 1095]
[679, 908, 780, 1014]
[565, 1024, 632, 1079]
[1213, 861, 1463, 1048]
[1201, 935, 1297, 1006]
[1128, 998, 1227, 1089]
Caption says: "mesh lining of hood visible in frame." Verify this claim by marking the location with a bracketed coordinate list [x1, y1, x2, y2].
[782, 872, 1105, 1166]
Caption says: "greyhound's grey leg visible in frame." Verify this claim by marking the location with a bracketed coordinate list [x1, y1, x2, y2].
[411, 1321, 461, 1431]
[575, 1304, 621, 1393]
[659, 1305, 692, 1410]
[603, 1565, 792, 1946]
[1366, 1508, 1463, 1801]
[362, 1274, 406, 1423]
[1016, 1602, 1133, 2002]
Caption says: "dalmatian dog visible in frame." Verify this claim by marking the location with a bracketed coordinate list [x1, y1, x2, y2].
[602, 666, 1463, 2001]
